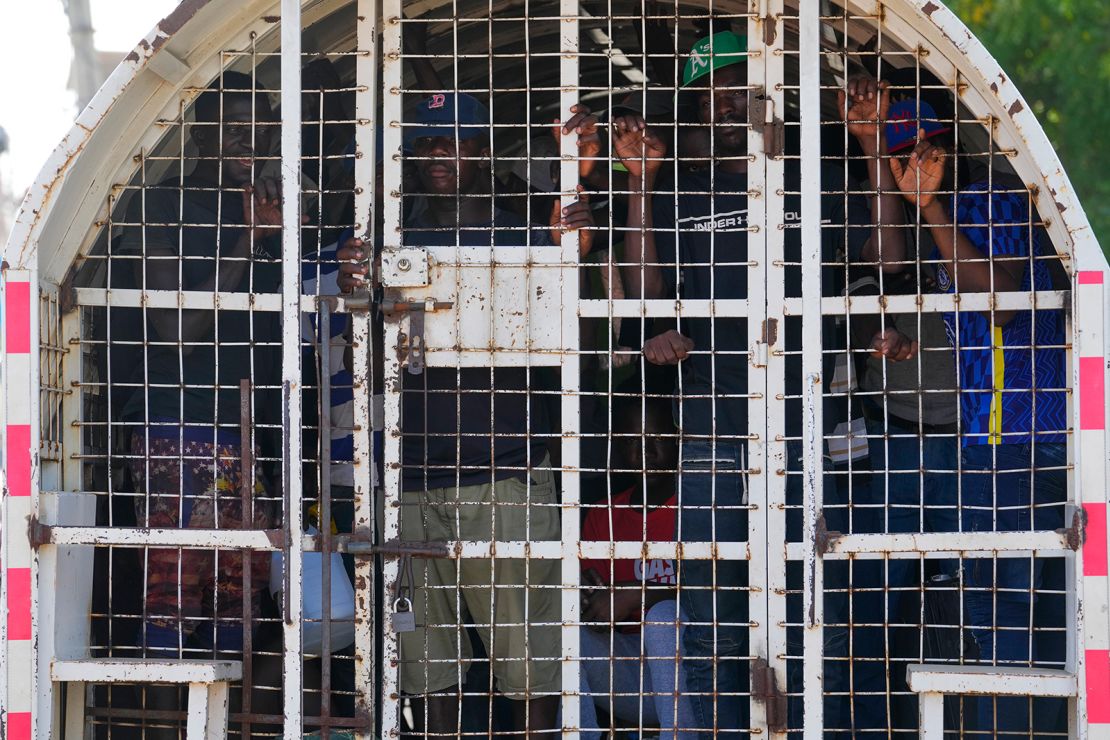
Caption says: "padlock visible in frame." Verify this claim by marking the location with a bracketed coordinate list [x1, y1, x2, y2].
[391, 597, 416, 633]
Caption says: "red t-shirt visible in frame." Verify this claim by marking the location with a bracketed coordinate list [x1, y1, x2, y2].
[581, 487, 677, 586]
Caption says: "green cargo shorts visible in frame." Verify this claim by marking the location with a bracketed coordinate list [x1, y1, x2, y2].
[397, 458, 562, 698]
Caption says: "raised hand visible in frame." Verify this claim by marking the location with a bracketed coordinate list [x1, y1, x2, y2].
[554, 103, 602, 181]
[611, 113, 667, 181]
[335, 235, 369, 293]
[242, 176, 283, 241]
[550, 185, 594, 257]
[889, 130, 948, 207]
[838, 77, 891, 154]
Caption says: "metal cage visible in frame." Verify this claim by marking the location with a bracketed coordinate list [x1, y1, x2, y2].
[3, 1, 1108, 738]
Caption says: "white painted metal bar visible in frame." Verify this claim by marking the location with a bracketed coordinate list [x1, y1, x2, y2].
[24, 268, 45, 740]
[798, 3, 824, 737]
[559, 2, 582, 736]
[378, 1, 403, 737]
[72, 286, 371, 314]
[69, 287, 1072, 318]
[917, 693, 945, 740]
[793, 531, 1072, 558]
[351, 1, 379, 737]
[51, 659, 243, 684]
[46, 526, 281, 549]
[906, 664, 1078, 697]
[748, 5, 776, 736]
[279, 0, 305, 736]
[782, 290, 1070, 316]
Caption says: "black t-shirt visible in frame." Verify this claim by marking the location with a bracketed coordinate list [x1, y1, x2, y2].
[651, 162, 870, 442]
[399, 206, 555, 491]
[116, 176, 283, 429]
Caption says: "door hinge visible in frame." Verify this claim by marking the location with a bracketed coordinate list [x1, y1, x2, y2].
[749, 89, 785, 159]
[751, 657, 788, 733]
[763, 12, 779, 47]
[1060, 505, 1087, 551]
[751, 340, 769, 368]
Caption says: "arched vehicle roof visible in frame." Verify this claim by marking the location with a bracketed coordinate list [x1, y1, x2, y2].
[4, 0, 1106, 282]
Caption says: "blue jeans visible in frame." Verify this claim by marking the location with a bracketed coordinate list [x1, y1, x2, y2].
[862, 418, 961, 734]
[676, 441, 749, 737]
[961, 442, 1067, 738]
[579, 600, 696, 740]
[676, 440, 862, 738]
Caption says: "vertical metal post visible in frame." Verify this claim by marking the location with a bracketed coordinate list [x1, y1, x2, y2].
[757, 2, 787, 736]
[2, 268, 39, 740]
[379, 1, 403, 737]
[1075, 268, 1109, 739]
[798, 3, 824, 737]
[558, 2, 582, 737]
[351, 4, 379, 738]
[279, 0, 305, 736]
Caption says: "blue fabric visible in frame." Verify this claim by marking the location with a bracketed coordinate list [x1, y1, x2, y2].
[675, 440, 749, 737]
[302, 238, 355, 469]
[405, 93, 490, 148]
[960, 442, 1067, 737]
[144, 621, 245, 654]
[933, 184, 1067, 446]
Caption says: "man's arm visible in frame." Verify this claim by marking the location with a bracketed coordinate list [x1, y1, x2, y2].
[611, 114, 668, 299]
[890, 141, 1025, 323]
[141, 179, 284, 352]
[838, 77, 908, 272]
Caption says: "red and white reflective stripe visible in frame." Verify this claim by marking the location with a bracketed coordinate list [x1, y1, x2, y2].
[1077, 269, 1110, 731]
[3, 273, 35, 740]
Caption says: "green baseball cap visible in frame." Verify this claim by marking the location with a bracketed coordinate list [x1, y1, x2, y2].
[682, 31, 748, 88]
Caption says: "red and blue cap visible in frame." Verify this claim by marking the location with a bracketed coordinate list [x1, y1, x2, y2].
[405, 93, 490, 148]
[885, 98, 952, 154]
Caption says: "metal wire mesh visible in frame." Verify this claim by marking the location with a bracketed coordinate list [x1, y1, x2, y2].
[44, 1, 1082, 738]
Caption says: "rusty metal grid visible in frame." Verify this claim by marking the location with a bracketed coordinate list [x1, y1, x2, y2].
[21, 1, 1095, 739]
[39, 286, 65, 463]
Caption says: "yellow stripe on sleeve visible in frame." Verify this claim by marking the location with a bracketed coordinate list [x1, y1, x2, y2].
[988, 325, 1005, 445]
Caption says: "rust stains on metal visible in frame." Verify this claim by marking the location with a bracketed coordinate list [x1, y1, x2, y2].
[763, 13, 778, 47]
[1008, 99, 1025, 117]
[751, 658, 787, 732]
[814, 513, 840, 556]
[761, 317, 778, 345]
[1050, 188, 1068, 213]
[158, 0, 209, 36]
[28, 515, 51, 550]
[1062, 507, 1087, 551]
[265, 528, 286, 549]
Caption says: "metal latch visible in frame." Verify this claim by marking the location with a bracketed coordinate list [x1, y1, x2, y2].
[380, 247, 431, 287]
[749, 89, 785, 158]
[751, 657, 788, 733]
[751, 341, 769, 368]
[383, 297, 454, 376]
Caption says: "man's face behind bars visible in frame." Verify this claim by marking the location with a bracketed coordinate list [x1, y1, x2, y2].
[695, 63, 749, 156]
[192, 96, 276, 187]
[412, 134, 490, 196]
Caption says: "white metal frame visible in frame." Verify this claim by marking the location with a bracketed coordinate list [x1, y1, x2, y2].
[2, 1, 1109, 739]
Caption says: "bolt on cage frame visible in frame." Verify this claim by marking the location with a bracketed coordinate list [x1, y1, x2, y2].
[1, 1, 1108, 739]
